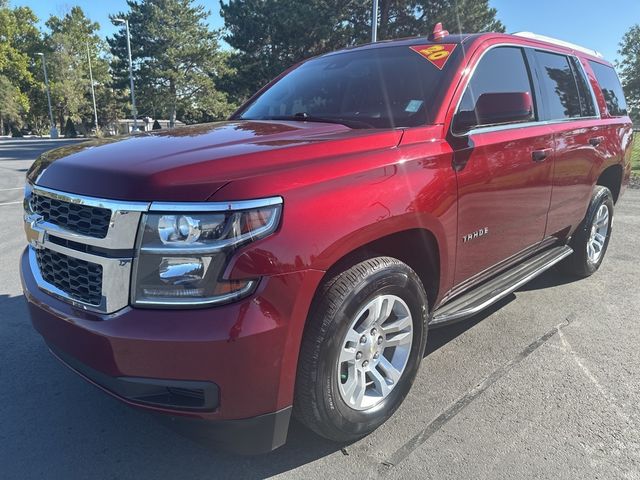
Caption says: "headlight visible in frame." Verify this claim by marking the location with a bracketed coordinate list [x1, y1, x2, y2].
[132, 198, 282, 307]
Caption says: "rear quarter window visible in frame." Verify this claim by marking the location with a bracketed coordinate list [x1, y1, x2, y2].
[588, 61, 628, 117]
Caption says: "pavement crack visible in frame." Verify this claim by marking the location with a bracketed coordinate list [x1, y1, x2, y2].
[378, 319, 570, 474]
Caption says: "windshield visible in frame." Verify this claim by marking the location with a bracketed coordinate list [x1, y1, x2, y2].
[236, 44, 461, 129]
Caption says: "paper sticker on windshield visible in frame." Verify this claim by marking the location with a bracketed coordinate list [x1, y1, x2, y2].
[410, 44, 457, 70]
[405, 100, 423, 113]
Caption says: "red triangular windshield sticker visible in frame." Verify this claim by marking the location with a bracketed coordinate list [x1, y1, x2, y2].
[410, 44, 457, 70]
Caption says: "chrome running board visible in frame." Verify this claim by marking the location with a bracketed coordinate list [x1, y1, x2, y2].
[431, 245, 573, 327]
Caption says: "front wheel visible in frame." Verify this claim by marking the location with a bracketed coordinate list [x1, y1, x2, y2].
[559, 186, 614, 278]
[294, 257, 428, 442]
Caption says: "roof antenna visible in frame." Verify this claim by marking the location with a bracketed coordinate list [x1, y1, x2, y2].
[429, 22, 449, 41]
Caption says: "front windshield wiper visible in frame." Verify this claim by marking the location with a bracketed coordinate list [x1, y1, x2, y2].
[259, 112, 375, 129]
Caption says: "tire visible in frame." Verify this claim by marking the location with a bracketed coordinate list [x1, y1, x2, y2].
[558, 186, 614, 278]
[294, 257, 429, 442]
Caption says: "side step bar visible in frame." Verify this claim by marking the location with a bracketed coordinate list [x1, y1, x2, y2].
[431, 245, 573, 327]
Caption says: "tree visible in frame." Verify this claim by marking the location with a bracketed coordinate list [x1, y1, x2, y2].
[618, 24, 640, 123]
[109, 0, 234, 127]
[220, 0, 360, 100]
[44, 7, 110, 131]
[0, 76, 23, 135]
[220, 0, 505, 101]
[0, 1, 42, 132]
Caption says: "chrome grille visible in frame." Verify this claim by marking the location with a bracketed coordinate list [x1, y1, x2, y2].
[35, 248, 103, 306]
[31, 192, 112, 238]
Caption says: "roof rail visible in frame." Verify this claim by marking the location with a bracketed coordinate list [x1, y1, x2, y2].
[512, 32, 604, 59]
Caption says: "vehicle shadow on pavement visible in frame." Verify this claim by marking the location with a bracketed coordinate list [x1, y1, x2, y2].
[1, 267, 578, 479]
[424, 267, 577, 357]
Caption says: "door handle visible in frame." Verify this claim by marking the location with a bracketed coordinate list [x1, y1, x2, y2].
[589, 136, 604, 147]
[532, 148, 552, 162]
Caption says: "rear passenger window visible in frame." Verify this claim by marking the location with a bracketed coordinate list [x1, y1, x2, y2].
[570, 57, 597, 117]
[588, 61, 628, 116]
[456, 47, 535, 130]
[535, 51, 581, 120]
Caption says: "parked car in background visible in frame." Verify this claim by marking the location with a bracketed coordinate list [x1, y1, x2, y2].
[21, 25, 632, 453]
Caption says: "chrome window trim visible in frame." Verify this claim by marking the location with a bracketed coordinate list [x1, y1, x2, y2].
[149, 196, 283, 212]
[449, 42, 603, 138]
[462, 116, 601, 136]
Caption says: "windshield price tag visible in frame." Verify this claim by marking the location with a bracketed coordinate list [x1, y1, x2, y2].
[410, 44, 457, 70]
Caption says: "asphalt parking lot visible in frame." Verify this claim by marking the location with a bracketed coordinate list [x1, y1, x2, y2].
[1, 139, 639, 479]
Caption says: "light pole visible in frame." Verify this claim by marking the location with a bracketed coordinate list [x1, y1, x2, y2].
[372, 0, 378, 42]
[86, 42, 99, 133]
[114, 18, 137, 132]
[35, 53, 58, 139]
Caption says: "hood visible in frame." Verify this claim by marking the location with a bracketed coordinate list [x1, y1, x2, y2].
[28, 121, 403, 201]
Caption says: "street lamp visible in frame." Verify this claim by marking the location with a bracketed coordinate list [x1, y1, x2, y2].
[372, 0, 378, 42]
[86, 42, 99, 133]
[114, 18, 138, 132]
[35, 52, 58, 139]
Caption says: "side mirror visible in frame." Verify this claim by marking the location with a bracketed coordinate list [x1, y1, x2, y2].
[453, 92, 534, 134]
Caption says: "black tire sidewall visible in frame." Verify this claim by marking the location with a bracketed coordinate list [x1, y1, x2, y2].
[578, 187, 614, 275]
[314, 265, 428, 438]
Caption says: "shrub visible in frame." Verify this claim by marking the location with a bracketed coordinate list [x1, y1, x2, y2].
[63, 118, 77, 138]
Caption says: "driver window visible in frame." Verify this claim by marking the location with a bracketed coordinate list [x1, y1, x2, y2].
[455, 47, 535, 132]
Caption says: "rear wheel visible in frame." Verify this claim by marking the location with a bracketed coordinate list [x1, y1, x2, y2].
[294, 257, 428, 442]
[559, 186, 614, 278]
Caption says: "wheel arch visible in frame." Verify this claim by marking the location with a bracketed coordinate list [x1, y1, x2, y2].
[597, 164, 623, 203]
[314, 228, 441, 312]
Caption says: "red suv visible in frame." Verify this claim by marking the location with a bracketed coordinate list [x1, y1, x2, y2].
[21, 29, 633, 453]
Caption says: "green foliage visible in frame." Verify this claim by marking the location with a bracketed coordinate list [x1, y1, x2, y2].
[618, 24, 640, 123]
[63, 117, 77, 137]
[0, 3, 42, 129]
[632, 134, 640, 173]
[109, 0, 235, 126]
[0, 75, 24, 127]
[45, 7, 111, 130]
[220, 0, 505, 101]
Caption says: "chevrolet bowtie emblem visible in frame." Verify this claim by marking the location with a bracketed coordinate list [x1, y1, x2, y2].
[24, 213, 45, 248]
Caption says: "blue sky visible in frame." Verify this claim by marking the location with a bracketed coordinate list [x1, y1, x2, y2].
[11, 0, 640, 63]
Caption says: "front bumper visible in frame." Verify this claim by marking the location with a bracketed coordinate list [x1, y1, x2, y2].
[20, 248, 324, 452]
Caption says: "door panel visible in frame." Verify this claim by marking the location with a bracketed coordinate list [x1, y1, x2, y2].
[453, 126, 554, 285]
[546, 121, 607, 238]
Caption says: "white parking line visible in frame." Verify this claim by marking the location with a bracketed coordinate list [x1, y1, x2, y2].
[0, 187, 23, 192]
[0, 201, 22, 206]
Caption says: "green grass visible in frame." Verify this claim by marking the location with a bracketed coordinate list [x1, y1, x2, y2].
[632, 133, 640, 174]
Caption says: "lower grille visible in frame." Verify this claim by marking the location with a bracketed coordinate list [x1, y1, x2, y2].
[35, 248, 103, 306]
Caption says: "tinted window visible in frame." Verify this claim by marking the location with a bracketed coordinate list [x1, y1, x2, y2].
[570, 57, 597, 117]
[238, 45, 461, 129]
[457, 46, 534, 128]
[589, 61, 628, 116]
[535, 51, 581, 120]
